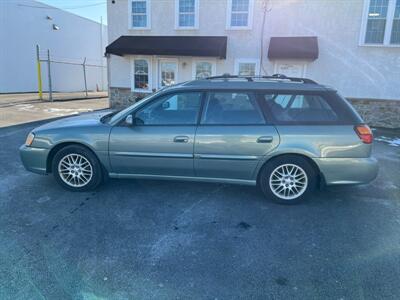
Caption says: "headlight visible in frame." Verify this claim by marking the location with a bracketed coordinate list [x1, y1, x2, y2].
[25, 132, 35, 146]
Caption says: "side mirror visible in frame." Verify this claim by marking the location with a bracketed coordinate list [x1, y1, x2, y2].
[125, 114, 134, 126]
[126, 115, 144, 126]
[162, 101, 170, 109]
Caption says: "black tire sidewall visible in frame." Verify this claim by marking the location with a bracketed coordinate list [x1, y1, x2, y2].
[259, 155, 317, 205]
[52, 145, 102, 192]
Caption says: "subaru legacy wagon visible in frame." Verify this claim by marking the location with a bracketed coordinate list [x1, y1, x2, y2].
[20, 75, 378, 204]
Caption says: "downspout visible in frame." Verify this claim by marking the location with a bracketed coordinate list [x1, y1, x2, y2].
[106, 53, 111, 108]
[259, 0, 271, 75]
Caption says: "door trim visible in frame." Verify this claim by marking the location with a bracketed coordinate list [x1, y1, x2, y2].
[110, 151, 193, 158]
[194, 154, 259, 160]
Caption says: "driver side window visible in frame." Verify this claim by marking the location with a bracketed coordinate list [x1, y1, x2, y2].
[134, 92, 202, 125]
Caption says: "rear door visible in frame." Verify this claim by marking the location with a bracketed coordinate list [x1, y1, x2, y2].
[194, 91, 279, 180]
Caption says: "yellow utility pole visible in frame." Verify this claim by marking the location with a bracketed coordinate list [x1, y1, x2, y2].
[36, 45, 43, 100]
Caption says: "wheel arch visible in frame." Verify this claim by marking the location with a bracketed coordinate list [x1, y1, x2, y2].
[256, 153, 325, 189]
[46, 142, 101, 173]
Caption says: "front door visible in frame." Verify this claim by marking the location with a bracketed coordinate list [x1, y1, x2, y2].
[274, 61, 307, 77]
[109, 91, 203, 177]
[194, 91, 280, 180]
[159, 59, 178, 88]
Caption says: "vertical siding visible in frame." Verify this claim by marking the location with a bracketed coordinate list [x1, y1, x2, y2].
[0, 0, 108, 93]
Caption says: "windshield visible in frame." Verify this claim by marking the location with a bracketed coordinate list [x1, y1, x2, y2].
[108, 91, 162, 124]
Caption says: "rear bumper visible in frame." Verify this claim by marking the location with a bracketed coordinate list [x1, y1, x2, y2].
[314, 157, 379, 185]
[19, 145, 49, 175]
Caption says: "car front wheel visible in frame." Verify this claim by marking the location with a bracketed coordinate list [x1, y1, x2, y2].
[259, 155, 317, 204]
[52, 145, 102, 191]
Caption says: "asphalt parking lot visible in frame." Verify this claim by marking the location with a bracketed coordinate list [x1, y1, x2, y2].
[0, 118, 399, 300]
[0, 95, 108, 127]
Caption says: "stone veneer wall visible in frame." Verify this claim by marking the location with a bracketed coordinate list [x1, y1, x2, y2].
[109, 87, 400, 129]
[109, 87, 150, 108]
[348, 99, 400, 129]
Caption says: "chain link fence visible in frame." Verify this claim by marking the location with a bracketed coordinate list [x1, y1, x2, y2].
[36, 45, 107, 101]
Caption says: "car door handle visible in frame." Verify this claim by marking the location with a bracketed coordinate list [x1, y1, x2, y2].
[257, 136, 273, 143]
[174, 136, 189, 143]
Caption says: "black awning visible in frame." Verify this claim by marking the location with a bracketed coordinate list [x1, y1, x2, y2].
[268, 36, 319, 60]
[106, 35, 227, 59]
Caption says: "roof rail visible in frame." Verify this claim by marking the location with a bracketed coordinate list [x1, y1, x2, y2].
[205, 74, 252, 81]
[205, 73, 317, 84]
[267, 74, 317, 84]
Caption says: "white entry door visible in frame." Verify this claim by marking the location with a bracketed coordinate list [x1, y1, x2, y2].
[274, 61, 307, 77]
[159, 59, 178, 88]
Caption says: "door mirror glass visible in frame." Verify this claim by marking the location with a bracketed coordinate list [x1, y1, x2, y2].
[162, 101, 170, 109]
[125, 115, 145, 126]
[125, 114, 133, 126]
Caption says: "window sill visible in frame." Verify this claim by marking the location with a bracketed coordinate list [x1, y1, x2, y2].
[128, 27, 152, 31]
[359, 43, 400, 48]
[132, 89, 153, 93]
[175, 27, 199, 30]
[225, 26, 252, 31]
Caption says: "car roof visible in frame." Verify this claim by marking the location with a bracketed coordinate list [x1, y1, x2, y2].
[163, 75, 336, 93]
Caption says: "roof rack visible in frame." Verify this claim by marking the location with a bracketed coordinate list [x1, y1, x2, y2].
[205, 73, 317, 84]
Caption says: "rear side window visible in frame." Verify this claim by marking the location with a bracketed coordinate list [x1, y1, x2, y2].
[201, 92, 265, 125]
[263, 93, 339, 124]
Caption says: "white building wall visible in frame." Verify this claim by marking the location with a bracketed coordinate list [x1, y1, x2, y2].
[107, 0, 400, 100]
[0, 0, 108, 93]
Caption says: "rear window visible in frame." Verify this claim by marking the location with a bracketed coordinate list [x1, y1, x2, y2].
[262, 92, 361, 125]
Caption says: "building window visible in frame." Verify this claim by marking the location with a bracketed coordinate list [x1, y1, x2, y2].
[132, 58, 151, 92]
[362, 0, 400, 45]
[391, 0, 400, 43]
[130, 0, 150, 29]
[227, 0, 254, 29]
[175, 0, 198, 29]
[234, 59, 259, 76]
[365, 0, 389, 43]
[192, 60, 216, 79]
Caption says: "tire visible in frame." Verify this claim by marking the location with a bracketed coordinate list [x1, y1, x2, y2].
[52, 145, 103, 192]
[259, 155, 317, 205]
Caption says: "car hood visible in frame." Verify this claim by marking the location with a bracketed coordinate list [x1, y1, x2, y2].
[33, 110, 113, 132]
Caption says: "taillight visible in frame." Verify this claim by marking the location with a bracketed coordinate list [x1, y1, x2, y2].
[354, 125, 373, 144]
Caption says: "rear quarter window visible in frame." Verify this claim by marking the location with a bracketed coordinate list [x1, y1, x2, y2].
[261, 91, 361, 125]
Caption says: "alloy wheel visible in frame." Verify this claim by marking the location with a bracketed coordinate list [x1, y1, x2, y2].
[58, 153, 93, 187]
[269, 163, 308, 200]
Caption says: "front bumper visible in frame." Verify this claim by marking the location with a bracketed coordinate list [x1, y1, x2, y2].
[19, 145, 49, 175]
[314, 157, 379, 185]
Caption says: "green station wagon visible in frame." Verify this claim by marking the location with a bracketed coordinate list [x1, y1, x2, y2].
[20, 75, 378, 204]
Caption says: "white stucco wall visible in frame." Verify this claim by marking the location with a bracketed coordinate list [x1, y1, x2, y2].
[107, 0, 400, 100]
[0, 0, 108, 93]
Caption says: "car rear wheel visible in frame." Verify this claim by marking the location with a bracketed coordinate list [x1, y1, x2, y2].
[259, 155, 317, 204]
[52, 145, 102, 191]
